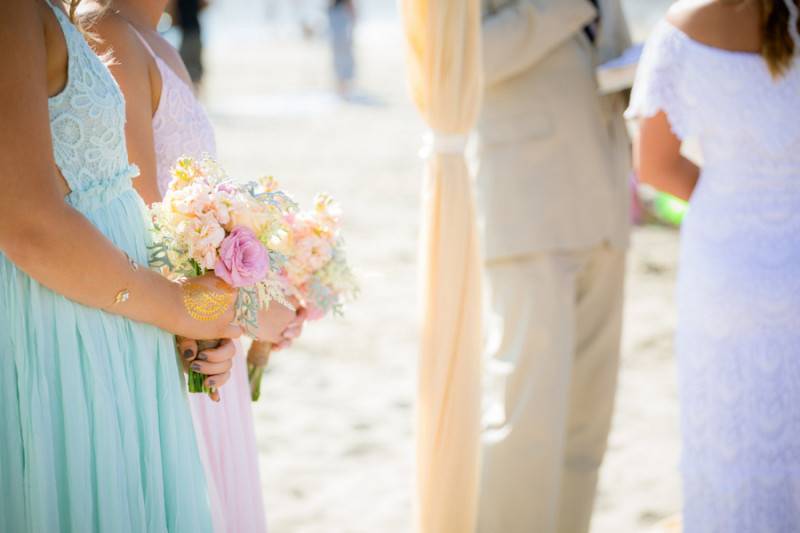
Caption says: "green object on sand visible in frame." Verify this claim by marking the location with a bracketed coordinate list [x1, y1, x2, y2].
[653, 192, 688, 226]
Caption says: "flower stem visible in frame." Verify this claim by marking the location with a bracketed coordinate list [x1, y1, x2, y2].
[188, 369, 210, 394]
[187, 338, 222, 394]
[248, 364, 265, 401]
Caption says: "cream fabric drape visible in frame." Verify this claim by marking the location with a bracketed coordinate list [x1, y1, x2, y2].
[401, 1, 483, 532]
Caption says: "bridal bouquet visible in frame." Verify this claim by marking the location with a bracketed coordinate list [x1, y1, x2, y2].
[149, 156, 296, 393]
[248, 190, 359, 401]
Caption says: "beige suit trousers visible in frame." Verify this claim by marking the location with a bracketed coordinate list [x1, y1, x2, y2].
[477, 244, 625, 533]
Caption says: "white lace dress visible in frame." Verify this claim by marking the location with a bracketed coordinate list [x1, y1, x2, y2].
[627, 21, 800, 532]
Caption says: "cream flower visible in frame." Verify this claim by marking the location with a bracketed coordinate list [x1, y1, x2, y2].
[229, 201, 273, 235]
[295, 234, 334, 272]
[179, 215, 226, 270]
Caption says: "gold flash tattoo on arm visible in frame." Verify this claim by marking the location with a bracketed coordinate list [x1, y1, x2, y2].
[182, 281, 235, 321]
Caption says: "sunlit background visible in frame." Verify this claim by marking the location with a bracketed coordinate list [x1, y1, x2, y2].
[170, 2, 682, 531]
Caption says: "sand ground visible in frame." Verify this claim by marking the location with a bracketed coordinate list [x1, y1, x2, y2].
[200, 1, 681, 531]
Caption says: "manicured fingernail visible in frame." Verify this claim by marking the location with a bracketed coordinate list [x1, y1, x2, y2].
[190, 363, 201, 372]
[183, 349, 194, 360]
[208, 379, 216, 387]
[197, 352, 208, 361]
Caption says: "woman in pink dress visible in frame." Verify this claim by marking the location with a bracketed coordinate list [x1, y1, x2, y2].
[84, 2, 305, 531]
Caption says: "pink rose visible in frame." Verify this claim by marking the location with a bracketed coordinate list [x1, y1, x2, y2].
[214, 226, 270, 288]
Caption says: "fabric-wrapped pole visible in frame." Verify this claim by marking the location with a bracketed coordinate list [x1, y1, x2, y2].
[401, 1, 483, 532]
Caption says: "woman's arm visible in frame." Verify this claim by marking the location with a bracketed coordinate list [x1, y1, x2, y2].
[634, 111, 700, 202]
[0, 1, 238, 341]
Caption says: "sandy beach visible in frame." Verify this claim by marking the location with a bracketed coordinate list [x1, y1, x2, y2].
[198, 1, 681, 531]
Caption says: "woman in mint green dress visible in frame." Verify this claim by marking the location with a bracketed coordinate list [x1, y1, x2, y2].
[0, 2, 242, 531]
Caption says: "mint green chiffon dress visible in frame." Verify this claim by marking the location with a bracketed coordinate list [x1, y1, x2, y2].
[0, 5, 213, 532]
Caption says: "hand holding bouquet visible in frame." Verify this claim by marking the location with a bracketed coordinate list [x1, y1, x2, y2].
[149, 157, 296, 393]
[248, 191, 358, 401]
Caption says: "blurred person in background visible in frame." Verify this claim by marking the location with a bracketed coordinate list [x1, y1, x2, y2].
[628, 0, 800, 530]
[328, 0, 356, 97]
[175, 0, 207, 87]
[475, 1, 632, 532]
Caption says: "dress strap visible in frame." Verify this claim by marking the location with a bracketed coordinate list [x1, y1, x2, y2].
[128, 25, 159, 60]
[45, 1, 70, 21]
[45, 2, 77, 38]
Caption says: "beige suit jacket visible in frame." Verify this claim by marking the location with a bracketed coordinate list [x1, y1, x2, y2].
[477, 0, 632, 260]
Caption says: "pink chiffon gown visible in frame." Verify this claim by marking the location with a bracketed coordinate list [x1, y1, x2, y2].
[133, 30, 268, 533]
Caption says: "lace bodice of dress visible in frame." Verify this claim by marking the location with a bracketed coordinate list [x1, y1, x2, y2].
[626, 21, 800, 181]
[47, 5, 139, 213]
[145, 44, 217, 196]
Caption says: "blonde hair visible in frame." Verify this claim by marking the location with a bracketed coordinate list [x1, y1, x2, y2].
[66, 0, 81, 22]
[61, 0, 109, 41]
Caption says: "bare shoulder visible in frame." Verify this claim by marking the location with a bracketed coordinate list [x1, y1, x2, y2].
[86, 9, 192, 89]
[85, 10, 129, 52]
[666, 0, 721, 29]
[80, 7, 159, 113]
[665, 0, 761, 53]
[82, 7, 149, 67]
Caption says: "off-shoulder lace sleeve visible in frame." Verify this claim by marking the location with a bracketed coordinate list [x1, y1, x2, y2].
[625, 21, 691, 140]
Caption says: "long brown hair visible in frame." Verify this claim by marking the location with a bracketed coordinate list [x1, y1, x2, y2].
[760, 0, 799, 76]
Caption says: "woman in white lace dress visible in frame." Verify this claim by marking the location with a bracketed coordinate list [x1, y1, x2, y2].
[627, 0, 800, 530]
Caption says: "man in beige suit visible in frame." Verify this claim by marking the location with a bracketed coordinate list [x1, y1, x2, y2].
[475, 1, 631, 532]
